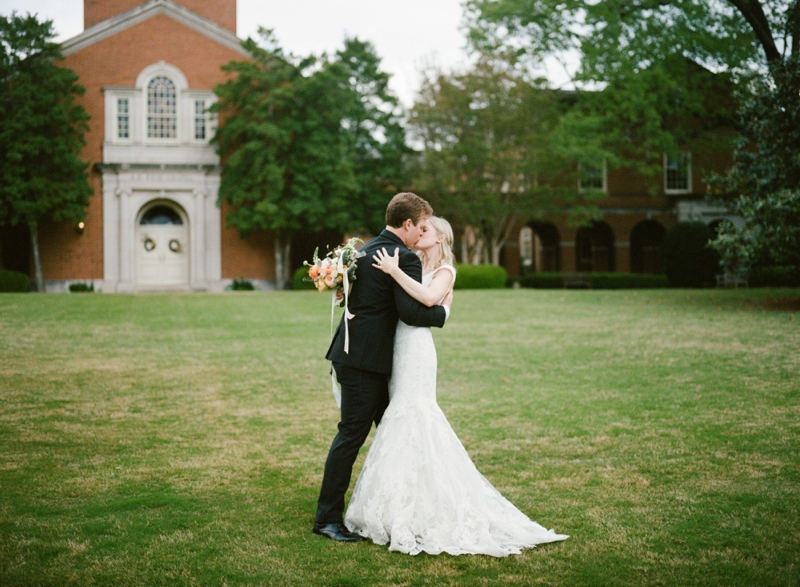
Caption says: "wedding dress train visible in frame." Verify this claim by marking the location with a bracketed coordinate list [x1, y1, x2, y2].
[345, 266, 568, 556]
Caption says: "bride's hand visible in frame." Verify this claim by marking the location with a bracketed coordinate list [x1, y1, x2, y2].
[372, 247, 400, 275]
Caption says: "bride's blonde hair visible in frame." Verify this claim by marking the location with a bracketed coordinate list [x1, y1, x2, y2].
[420, 216, 456, 269]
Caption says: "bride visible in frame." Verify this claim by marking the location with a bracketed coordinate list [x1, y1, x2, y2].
[344, 216, 568, 557]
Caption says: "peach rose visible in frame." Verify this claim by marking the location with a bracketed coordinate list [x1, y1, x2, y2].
[308, 265, 320, 279]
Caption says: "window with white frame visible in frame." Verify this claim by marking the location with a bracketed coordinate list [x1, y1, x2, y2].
[519, 226, 533, 268]
[579, 159, 606, 192]
[194, 99, 207, 140]
[664, 152, 691, 193]
[147, 76, 177, 139]
[117, 98, 130, 139]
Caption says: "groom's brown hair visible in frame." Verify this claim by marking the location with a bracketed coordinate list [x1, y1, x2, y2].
[385, 192, 433, 228]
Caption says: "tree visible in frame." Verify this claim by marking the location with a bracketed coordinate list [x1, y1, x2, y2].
[0, 13, 92, 292]
[335, 38, 411, 234]
[466, 1, 792, 84]
[409, 56, 579, 265]
[710, 58, 800, 273]
[213, 30, 357, 289]
[213, 31, 408, 288]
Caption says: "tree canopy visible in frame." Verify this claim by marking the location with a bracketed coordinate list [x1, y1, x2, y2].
[0, 12, 92, 291]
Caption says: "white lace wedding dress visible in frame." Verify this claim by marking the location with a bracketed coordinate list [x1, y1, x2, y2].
[344, 265, 568, 556]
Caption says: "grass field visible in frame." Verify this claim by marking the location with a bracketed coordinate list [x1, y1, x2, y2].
[0, 288, 798, 587]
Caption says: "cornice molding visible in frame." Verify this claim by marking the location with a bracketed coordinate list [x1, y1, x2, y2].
[61, 0, 249, 58]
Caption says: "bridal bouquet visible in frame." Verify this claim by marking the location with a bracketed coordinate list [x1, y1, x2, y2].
[304, 237, 364, 293]
[305, 238, 365, 407]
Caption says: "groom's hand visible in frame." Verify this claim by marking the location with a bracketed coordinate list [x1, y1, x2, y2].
[442, 289, 454, 317]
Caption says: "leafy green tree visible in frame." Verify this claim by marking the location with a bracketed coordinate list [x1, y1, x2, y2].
[711, 59, 800, 273]
[466, 0, 791, 83]
[213, 32, 408, 288]
[213, 30, 357, 289]
[335, 38, 410, 233]
[0, 13, 92, 292]
[409, 56, 577, 265]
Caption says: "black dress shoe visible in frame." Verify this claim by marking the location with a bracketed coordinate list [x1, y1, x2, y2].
[312, 522, 367, 542]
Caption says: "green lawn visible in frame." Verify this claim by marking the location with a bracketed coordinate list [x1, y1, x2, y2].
[0, 289, 798, 587]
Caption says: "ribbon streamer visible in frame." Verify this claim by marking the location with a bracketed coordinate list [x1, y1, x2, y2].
[328, 254, 356, 408]
[338, 254, 355, 354]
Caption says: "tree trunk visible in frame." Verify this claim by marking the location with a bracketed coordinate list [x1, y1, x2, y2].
[30, 220, 44, 292]
[273, 232, 292, 290]
[491, 239, 502, 266]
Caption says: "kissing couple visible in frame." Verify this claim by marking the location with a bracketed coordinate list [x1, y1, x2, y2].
[313, 192, 568, 556]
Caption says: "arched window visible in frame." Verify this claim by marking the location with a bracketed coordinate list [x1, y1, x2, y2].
[530, 222, 560, 272]
[630, 220, 665, 274]
[147, 76, 177, 139]
[576, 222, 615, 272]
[140, 205, 183, 225]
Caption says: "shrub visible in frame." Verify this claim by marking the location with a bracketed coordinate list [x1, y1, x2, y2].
[749, 265, 800, 287]
[453, 264, 508, 289]
[293, 266, 316, 290]
[0, 269, 29, 292]
[227, 278, 255, 291]
[517, 272, 668, 289]
[68, 282, 94, 293]
[663, 222, 720, 287]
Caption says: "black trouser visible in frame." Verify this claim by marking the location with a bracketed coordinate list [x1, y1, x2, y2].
[315, 362, 390, 525]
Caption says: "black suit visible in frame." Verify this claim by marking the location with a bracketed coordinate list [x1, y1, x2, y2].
[316, 230, 446, 525]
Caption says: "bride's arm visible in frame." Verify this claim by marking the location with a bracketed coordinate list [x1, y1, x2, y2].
[372, 248, 453, 307]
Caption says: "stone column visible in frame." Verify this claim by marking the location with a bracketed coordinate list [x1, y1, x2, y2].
[117, 188, 134, 292]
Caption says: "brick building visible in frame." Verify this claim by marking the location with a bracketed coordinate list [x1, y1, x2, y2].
[35, 0, 274, 292]
[503, 151, 739, 278]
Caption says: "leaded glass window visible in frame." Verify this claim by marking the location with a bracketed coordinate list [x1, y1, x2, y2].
[194, 99, 206, 140]
[117, 98, 129, 139]
[147, 76, 177, 139]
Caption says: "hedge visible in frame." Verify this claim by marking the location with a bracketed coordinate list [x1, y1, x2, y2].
[0, 269, 30, 293]
[749, 266, 800, 287]
[293, 266, 316, 290]
[517, 272, 669, 289]
[453, 264, 508, 289]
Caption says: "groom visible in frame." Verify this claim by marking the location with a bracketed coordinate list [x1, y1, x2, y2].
[313, 192, 452, 541]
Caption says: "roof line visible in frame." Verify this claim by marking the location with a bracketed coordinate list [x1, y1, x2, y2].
[61, 0, 250, 58]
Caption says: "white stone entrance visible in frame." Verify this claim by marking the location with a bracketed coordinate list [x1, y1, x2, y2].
[135, 202, 189, 287]
[100, 167, 223, 292]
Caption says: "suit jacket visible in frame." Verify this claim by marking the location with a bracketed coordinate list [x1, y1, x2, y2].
[326, 230, 447, 375]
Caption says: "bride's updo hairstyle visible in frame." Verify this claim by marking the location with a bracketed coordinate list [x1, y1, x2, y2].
[425, 216, 456, 269]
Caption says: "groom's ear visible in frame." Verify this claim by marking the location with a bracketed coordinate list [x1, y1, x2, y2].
[401, 218, 414, 231]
